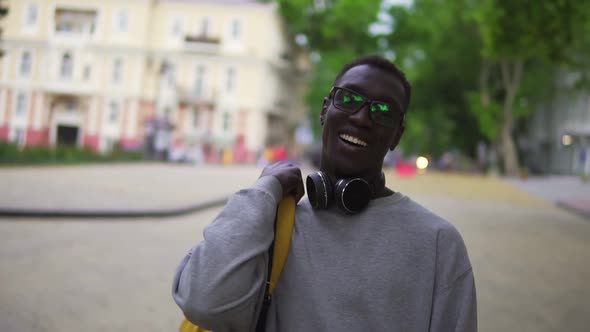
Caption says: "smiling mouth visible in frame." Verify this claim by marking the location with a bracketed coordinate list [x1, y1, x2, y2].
[339, 133, 368, 147]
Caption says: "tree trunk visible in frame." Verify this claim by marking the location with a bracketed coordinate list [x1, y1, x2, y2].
[479, 59, 492, 108]
[478, 58, 500, 173]
[500, 119, 519, 176]
[500, 59, 523, 176]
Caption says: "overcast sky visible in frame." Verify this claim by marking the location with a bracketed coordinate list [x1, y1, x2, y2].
[384, 0, 413, 7]
[369, 0, 413, 35]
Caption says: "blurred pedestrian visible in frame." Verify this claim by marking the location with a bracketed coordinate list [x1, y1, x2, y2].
[580, 146, 589, 182]
[477, 141, 487, 173]
[172, 55, 477, 331]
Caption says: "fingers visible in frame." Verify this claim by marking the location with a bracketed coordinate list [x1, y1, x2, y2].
[284, 165, 304, 203]
[259, 161, 294, 177]
[294, 171, 305, 203]
[281, 164, 303, 199]
[259, 161, 305, 202]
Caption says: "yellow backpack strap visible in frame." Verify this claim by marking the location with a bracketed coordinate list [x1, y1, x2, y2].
[180, 197, 296, 332]
[179, 317, 210, 332]
[268, 196, 296, 295]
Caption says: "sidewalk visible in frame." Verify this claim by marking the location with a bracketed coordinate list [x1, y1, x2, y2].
[509, 176, 590, 219]
[0, 163, 264, 217]
[1, 164, 589, 332]
[1, 163, 586, 219]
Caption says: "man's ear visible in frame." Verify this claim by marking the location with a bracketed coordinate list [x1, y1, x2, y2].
[389, 124, 405, 151]
[320, 97, 329, 125]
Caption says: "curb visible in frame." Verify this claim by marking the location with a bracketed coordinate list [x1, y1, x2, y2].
[556, 201, 590, 220]
[0, 197, 228, 219]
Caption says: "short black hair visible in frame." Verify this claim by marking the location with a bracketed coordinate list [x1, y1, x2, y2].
[334, 55, 412, 111]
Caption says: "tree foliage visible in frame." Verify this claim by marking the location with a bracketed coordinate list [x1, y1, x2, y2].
[273, 0, 590, 172]
[473, 0, 583, 62]
[275, 0, 382, 140]
[278, 0, 382, 53]
[387, 0, 590, 173]
[386, 0, 484, 157]
[468, 0, 590, 175]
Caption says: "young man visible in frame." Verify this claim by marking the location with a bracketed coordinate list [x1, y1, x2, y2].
[172, 55, 477, 331]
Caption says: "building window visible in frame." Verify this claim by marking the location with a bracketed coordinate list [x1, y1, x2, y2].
[170, 17, 183, 37]
[226, 67, 236, 93]
[54, 8, 97, 35]
[20, 51, 32, 77]
[230, 19, 242, 40]
[112, 58, 123, 83]
[223, 112, 231, 132]
[115, 10, 128, 33]
[25, 3, 39, 27]
[60, 53, 73, 79]
[200, 17, 210, 37]
[83, 65, 92, 80]
[192, 108, 199, 128]
[108, 101, 119, 123]
[166, 63, 176, 86]
[16, 93, 27, 116]
[194, 65, 206, 97]
[66, 100, 77, 112]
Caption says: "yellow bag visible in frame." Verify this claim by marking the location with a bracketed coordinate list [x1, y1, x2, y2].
[179, 196, 296, 332]
[179, 319, 211, 332]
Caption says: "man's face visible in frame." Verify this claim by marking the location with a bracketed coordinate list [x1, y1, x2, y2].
[320, 64, 406, 179]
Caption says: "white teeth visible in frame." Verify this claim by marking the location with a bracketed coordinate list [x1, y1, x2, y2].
[339, 134, 367, 147]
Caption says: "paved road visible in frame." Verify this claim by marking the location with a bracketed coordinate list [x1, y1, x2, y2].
[0, 163, 264, 211]
[509, 175, 590, 218]
[1, 164, 589, 332]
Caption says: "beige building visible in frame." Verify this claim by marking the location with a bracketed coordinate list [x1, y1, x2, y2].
[0, 0, 309, 161]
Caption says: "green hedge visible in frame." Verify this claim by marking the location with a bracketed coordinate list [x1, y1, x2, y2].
[0, 142, 143, 165]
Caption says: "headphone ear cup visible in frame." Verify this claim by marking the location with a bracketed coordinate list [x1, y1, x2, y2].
[334, 178, 371, 214]
[306, 172, 333, 210]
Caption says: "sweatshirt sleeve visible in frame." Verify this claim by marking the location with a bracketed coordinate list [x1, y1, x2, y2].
[172, 176, 283, 332]
[429, 224, 478, 332]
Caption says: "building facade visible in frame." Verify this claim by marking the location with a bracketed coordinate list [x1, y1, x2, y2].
[0, 0, 309, 161]
[521, 70, 590, 175]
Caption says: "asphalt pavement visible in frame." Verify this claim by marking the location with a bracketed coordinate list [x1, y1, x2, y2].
[0, 163, 589, 332]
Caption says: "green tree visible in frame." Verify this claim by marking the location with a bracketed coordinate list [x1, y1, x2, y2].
[386, 0, 484, 157]
[386, 0, 590, 174]
[470, 0, 590, 175]
[0, 0, 9, 57]
[275, 0, 383, 139]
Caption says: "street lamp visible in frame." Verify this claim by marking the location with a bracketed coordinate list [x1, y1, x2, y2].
[416, 156, 429, 170]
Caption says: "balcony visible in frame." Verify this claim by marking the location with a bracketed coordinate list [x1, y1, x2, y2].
[52, 8, 97, 43]
[177, 87, 215, 109]
[43, 71, 95, 96]
[183, 35, 220, 54]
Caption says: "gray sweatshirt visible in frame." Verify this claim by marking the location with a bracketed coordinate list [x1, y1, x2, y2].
[172, 176, 477, 332]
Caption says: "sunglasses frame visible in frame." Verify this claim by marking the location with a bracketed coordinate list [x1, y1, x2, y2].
[329, 86, 405, 128]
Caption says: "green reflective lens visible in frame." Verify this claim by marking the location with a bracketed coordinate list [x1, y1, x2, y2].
[332, 86, 401, 128]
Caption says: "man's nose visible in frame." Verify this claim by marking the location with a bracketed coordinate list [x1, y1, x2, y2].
[349, 103, 372, 127]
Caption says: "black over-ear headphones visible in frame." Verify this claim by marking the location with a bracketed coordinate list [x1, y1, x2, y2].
[306, 172, 372, 214]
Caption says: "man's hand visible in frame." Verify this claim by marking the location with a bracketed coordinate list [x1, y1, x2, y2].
[259, 161, 305, 203]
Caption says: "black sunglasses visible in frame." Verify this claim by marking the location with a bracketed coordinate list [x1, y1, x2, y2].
[330, 86, 404, 128]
